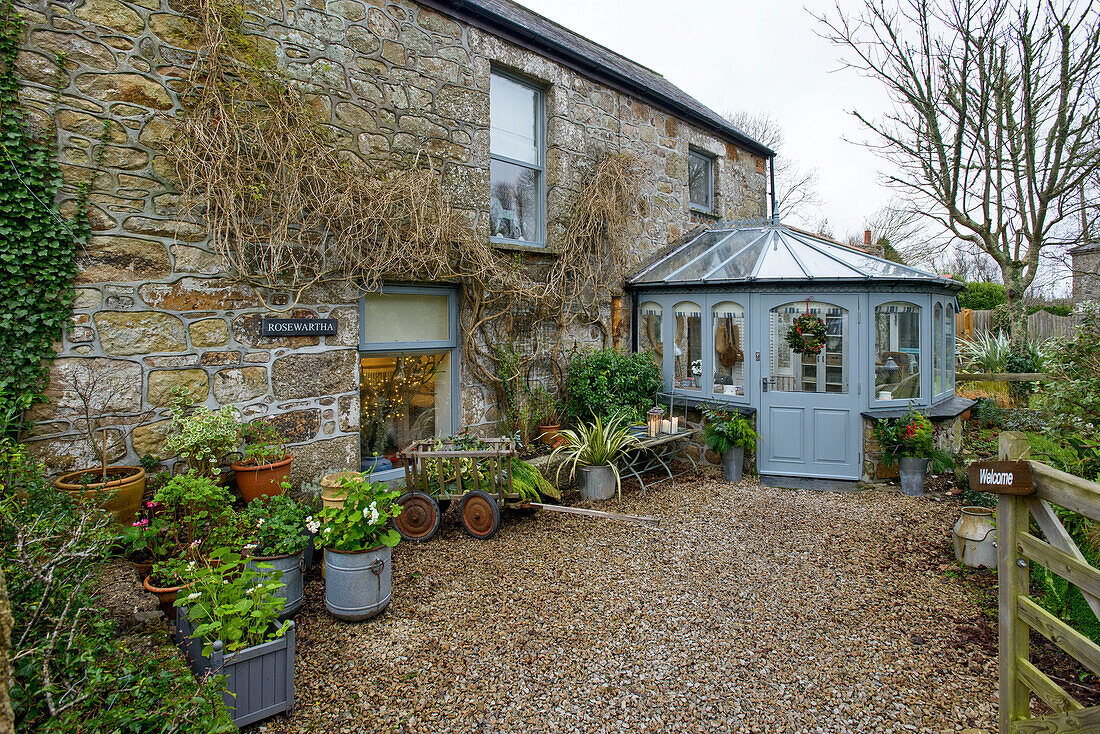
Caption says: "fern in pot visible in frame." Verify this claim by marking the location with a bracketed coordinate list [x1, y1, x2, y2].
[702, 405, 759, 483]
[549, 413, 640, 501]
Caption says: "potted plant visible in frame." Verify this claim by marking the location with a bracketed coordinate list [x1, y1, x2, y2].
[120, 499, 170, 581]
[315, 474, 402, 621]
[52, 363, 152, 524]
[549, 413, 641, 501]
[702, 405, 759, 483]
[232, 420, 293, 502]
[531, 387, 562, 446]
[871, 407, 954, 497]
[240, 492, 316, 618]
[626, 408, 648, 439]
[142, 470, 236, 617]
[174, 547, 295, 727]
[164, 391, 241, 479]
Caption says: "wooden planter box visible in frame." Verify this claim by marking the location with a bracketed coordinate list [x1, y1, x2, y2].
[176, 610, 295, 726]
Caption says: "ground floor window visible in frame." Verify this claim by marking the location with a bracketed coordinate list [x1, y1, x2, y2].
[874, 302, 921, 400]
[359, 288, 457, 474]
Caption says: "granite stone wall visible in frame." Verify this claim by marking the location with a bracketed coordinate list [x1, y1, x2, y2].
[1072, 247, 1100, 302]
[14, 0, 767, 481]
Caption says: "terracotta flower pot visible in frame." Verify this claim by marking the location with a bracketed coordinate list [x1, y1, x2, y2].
[538, 425, 561, 445]
[143, 575, 190, 621]
[131, 559, 153, 583]
[54, 466, 145, 525]
[230, 455, 293, 503]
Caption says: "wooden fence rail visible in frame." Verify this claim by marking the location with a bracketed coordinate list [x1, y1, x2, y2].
[996, 431, 1100, 733]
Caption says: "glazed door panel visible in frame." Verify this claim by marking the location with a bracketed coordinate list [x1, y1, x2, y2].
[757, 295, 861, 480]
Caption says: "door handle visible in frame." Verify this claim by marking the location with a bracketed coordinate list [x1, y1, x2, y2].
[762, 377, 768, 393]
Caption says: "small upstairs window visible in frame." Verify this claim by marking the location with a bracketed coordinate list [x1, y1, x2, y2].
[490, 71, 544, 245]
[688, 149, 713, 212]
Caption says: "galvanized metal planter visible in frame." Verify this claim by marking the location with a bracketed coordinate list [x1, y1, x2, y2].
[577, 464, 616, 501]
[248, 550, 305, 619]
[899, 457, 930, 497]
[324, 544, 392, 621]
[721, 447, 745, 483]
[176, 611, 295, 727]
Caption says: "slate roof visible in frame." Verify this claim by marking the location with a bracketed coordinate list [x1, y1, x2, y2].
[434, 0, 773, 158]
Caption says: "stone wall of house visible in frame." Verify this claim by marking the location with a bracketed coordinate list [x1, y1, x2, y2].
[1072, 246, 1100, 302]
[861, 412, 966, 483]
[14, 0, 767, 481]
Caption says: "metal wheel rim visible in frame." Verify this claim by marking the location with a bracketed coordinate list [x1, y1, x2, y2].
[461, 495, 496, 537]
[397, 494, 439, 539]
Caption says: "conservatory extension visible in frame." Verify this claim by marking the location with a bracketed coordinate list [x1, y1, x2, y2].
[629, 221, 968, 486]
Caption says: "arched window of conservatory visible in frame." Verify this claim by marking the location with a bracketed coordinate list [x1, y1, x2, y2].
[712, 301, 745, 397]
[874, 302, 921, 400]
[638, 301, 663, 378]
[673, 300, 702, 391]
[933, 302, 944, 395]
[945, 301, 955, 393]
[769, 301, 848, 393]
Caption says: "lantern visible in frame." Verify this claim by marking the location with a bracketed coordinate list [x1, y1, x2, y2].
[646, 406, 664, 438]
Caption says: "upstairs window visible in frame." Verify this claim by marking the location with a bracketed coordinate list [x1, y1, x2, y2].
[490, 71, 543, 245]
[688, 149, 713, 212]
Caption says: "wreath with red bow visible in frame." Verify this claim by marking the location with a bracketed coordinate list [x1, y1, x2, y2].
[785, 313, 828, 355]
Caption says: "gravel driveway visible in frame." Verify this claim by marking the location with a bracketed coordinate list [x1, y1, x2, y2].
[261, 472, 997, 734]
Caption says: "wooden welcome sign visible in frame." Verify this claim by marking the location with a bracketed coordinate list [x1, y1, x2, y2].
[967, 460, 1035, 496]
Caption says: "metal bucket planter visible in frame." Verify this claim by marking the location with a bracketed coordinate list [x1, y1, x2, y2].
[323, 545, 392, 621]
[176, 611, 295, 727]
[577, 464, 617, 501]
[898, 457, 930, 497]
[721, 447, 745, 483]
[248, 550, 305, 619]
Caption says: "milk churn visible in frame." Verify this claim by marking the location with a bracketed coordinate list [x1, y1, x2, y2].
[953, 506, 997, 569]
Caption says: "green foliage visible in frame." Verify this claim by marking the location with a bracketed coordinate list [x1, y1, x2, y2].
[153, 470, 235, 563]
[871, 407, 954, 471]
[1, 433, 229, 732]
[701, 404, 759, 453]
[1039, 301, 1100, 439]
[957, 281, 1007, 310]
[549, 412, 641, 498]
[564, 349, 661, 422]
[0, 2, 82, 426]
[1005, 350, 1040, 404]
[175, 547, 290, 658]
[314, 474, 401, 551]
[957, 331, 1049, 373]
[1030, 503, 1100, 646]
[118, 499, 171, 562]
[239, 493, 311, 557]
[165, 392, 242, 477]
[509, 456, 559, 502]
[240, 418, 288, 465]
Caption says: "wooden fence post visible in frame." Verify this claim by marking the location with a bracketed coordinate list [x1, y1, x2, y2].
[999, 431, 1032, 731]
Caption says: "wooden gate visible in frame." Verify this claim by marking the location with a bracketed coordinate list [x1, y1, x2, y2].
[994, 431, 1100, 732]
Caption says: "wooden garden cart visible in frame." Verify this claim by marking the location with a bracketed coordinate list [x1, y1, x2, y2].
[395, 437, 521, 541]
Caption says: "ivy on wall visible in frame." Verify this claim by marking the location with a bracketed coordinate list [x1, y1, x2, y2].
[0, 0, 82, 425]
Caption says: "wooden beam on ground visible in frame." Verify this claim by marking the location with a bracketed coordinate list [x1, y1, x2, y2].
[528, 503, 660, 527]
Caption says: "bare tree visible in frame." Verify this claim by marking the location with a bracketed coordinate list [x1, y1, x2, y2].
[849, 199, 946, 262]
[725, 111, 822, 221]
[818, 0, 1100, 343]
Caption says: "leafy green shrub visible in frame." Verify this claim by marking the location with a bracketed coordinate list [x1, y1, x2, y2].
[1040, 301, 1100, 439]
[701, 405, 758, 453]
[871, 407, 954, 471]
[314, 475, 401, 551]
[240, 493, 311, 557]
[957, 281, 1006, 310]
[1005, 350, 1040, 405]
[564, 349, 661, 422]
[2, 437, 230, 732]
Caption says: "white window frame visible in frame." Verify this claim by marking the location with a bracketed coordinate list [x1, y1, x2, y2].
[489, 69, 545, 248]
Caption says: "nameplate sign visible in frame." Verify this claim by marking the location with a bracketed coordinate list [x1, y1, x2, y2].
[967, 460, 1034, 496]
[261, 317, 337, 337]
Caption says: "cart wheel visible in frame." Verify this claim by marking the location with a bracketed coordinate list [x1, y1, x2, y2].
[395, 491, 441, 542]
[460, 489, 500, 540]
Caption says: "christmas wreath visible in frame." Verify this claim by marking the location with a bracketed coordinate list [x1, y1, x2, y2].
[785, 313, 828, 355]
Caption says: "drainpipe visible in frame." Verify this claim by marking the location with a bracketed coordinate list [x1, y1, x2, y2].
[769, 154, 779, 224]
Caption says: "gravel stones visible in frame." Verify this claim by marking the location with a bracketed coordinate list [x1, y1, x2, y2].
[260, 473, 996, 733]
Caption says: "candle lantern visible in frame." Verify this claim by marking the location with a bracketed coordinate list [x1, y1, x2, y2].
[646, 407, 664, 438]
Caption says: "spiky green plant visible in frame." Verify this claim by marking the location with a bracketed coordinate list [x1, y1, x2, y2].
[549, 413, 641, 499]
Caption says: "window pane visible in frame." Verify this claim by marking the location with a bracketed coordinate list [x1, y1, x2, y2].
[874, 302, 921, 400]
[689, 152, 711, 209]
[712, 301, 745, 397]
[360, 352, 451, 466]
[933, 302, 944, 394]
[362, 293, 450, 344]
[673, 301, 702, 391]
[490, 73, 539, 165]
[946, 303, 955, 392]
[490, 159, 540, 243]
[770, 301, 847, 393]
[638, 301, 663, 379]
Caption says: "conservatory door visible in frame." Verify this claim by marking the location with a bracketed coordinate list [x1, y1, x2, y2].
[757, 295, 861, 481]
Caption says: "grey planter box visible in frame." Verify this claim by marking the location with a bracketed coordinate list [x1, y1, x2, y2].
[176, 610, 295, 727]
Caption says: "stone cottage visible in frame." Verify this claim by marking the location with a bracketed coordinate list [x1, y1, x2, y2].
[15, 0, 773, 484]
[1071, 242, 1100, 302]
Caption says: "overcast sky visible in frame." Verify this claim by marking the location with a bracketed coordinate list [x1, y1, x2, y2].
[520, 0, 893, 238]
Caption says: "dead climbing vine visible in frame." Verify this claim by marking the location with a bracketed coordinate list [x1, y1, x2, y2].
[166, 0, 641, 404]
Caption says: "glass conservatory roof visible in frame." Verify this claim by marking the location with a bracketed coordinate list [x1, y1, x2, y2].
[629, 222, 961, 288]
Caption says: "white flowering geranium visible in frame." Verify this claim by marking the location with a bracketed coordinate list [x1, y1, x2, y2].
[314, 475, 401, 552]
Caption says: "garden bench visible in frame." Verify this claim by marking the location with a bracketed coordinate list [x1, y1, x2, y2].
[618, 429, 700, 494]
